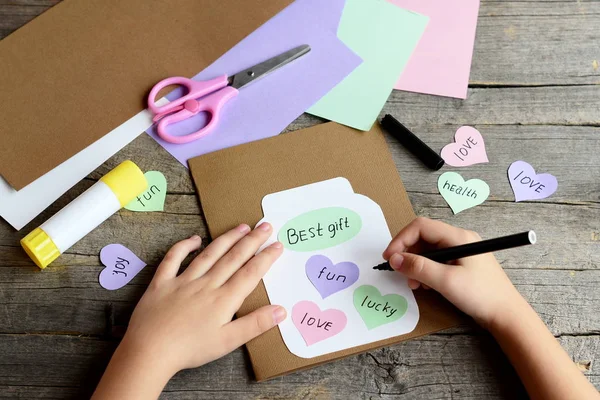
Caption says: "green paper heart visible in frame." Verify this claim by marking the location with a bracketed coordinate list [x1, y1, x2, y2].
[125, 171, 167, 212]
[353, 285, 407, 330]
[437, 171, 490, 214]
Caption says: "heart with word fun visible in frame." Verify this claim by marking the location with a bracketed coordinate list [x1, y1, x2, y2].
[292, 301, 347, 346]
[438, 171, 490, 214]
[508, 161, 558, 202]
[440, 126, 489, 167]
[305, 255, 359, 299]
[124, 171, 167, 212]
[353, 285, 408, 330]
[99, 244, 147, 290]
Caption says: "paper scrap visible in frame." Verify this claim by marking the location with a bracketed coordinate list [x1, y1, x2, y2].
[147, 0, 362, 167]
[440, 126, 488, 167]
[125, 171, 167, 212]
[307, 0, 428, 131]
[353, 285, 408, 330]
[508, 161, 558, 202]
[99, 244, 147, 290]
[259, 177, 418, 358]
[305, 255, 359, 299]
[392, 0, 481, 99]
[292, 301, 347, 346]
[438, 171, 490, 214]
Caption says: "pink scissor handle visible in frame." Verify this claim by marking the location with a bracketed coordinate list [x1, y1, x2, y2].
[155, 85, 239, 144]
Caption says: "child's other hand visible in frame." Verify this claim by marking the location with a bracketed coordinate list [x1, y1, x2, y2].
[383, 217, 524, 329]
[121, 222, 285, 376]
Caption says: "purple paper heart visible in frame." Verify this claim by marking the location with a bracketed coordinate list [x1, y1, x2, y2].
[305, 255, 359, 299]
[508, 161, 558, 202]
[99, 244, 147, 290]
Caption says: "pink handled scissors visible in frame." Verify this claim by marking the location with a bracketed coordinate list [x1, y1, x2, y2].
[148, 45, 310, 144]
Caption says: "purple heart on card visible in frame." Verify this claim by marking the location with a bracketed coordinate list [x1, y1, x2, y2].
[508, 161, 558, 202]
[305, 255, 359, 299]
[99, 244, 147, 290]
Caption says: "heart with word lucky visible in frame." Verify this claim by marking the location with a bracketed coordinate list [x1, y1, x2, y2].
[440, 126, 489, 167]
[292, 301, 347, 346]
[353, 285, 408, 330]
[508, 161, 558, 202]
[124, 171, 167, 212]
[99, 244, 147, 290]
[305, 255, 359, 299]
[438, 171, 490, 214]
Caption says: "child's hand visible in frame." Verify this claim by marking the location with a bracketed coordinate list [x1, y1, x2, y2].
[120, 222, 285, 374]
[383, 217, 524, 329]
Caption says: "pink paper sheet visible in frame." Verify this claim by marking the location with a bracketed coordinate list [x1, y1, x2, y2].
[391, 0, 480, 99]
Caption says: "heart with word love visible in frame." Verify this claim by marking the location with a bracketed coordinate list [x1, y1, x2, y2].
[440, 126, 488, 167]
[305, 255, 359, 299]
[508, 161, 558, 202]
[353, 285, 408, 330]
[438, 171, 490, 214]
[99, 244, 147, 290]
[292, 301, 347, 345]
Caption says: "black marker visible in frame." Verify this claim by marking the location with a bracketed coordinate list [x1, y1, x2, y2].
[380, 114, 445, 171]
[374, 231, 536, 271]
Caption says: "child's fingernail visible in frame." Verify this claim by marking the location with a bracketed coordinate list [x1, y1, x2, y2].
[270, 242, 283, 249]
[272, 306, 287, 324]
[238, 224, 251, 233]
[390, 253, 404, 271]
[258, 222, 272, 231]
[190, 235, 201, 241]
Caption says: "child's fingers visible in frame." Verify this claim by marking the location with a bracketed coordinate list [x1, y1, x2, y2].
[153, 235, 202, 282]
[202, 222, 273, 288]
[180, 224, 251, 280]
[390, 252, 452, 293]
[222, 241, 283, 301]
[220, 305, 286, 352]
[383, 217, 468, 260]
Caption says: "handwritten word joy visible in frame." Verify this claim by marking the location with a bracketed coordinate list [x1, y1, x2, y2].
[111, 257, 130, 277]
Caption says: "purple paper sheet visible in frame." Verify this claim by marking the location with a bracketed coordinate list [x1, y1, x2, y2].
[147, 0, 361, 167]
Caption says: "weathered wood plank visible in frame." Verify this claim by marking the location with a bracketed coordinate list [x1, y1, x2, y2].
[0, 333, 597, 399]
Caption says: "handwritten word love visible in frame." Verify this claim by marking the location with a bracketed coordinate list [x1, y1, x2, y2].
[292, 301, 347, 346]
[508, 161, 558, 202]
[440, 126, 488, 167]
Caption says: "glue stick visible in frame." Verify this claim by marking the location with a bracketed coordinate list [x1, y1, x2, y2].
[21, 160, 147, 269]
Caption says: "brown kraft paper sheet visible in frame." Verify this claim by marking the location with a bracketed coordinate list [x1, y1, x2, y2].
[0, 0, 292, 189]
[189, 122, 463, 381]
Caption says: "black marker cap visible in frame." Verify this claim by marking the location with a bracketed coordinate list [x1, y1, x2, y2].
[380, 114, 445, 171]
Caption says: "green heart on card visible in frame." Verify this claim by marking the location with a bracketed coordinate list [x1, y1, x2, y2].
[437, 171, 490, 214]
[125, 171, 167, 212]
[353, 285, 408, 330]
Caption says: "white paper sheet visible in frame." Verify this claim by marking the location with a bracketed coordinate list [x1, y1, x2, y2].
[258, 178, 419, 358]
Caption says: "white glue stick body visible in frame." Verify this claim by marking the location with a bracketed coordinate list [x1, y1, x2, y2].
[21, 160, 147, 269]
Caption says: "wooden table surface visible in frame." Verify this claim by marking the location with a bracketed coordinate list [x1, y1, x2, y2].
[1, 1, 599, 399]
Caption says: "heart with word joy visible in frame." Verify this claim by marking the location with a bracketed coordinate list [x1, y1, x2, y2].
[438, 171, 490, 214]
[305, 255, 359, 299]
[508, 161, 558, 202]
[125, 171, 167, 212]
[440, 126, 488, 167]
[292, 300, 347, 346]
[353, 285, 407, 330]
[99, 244, 147, 290]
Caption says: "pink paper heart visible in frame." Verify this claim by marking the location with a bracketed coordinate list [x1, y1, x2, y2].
[441, 126, 489, 167]
[292, 300, 347, 346]
[99, 244, 147, 290]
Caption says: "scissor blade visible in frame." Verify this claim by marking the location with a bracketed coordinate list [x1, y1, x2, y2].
[229, 44, 311, 90]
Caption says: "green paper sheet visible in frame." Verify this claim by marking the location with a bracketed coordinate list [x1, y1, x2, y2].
[308, 0, 428, 131]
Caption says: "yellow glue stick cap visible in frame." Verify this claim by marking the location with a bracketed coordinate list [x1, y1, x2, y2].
[100, 160, 148, 207]
[21, 227, 60, 269]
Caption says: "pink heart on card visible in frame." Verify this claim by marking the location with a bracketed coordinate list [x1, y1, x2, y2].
[440, 126, 489, 167]
[292, 301, 347, 346]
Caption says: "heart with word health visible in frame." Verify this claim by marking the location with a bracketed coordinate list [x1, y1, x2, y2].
[124, 171, 167, 212]
[305, 255, 359, 299]
[438, 171, 490, 214]
[440, 126, 489, 167]
[508, 161, 558, 202]
[292, 300, 347, 346]
[353, 285, 408, 330]
[99, 244, 147, 290]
